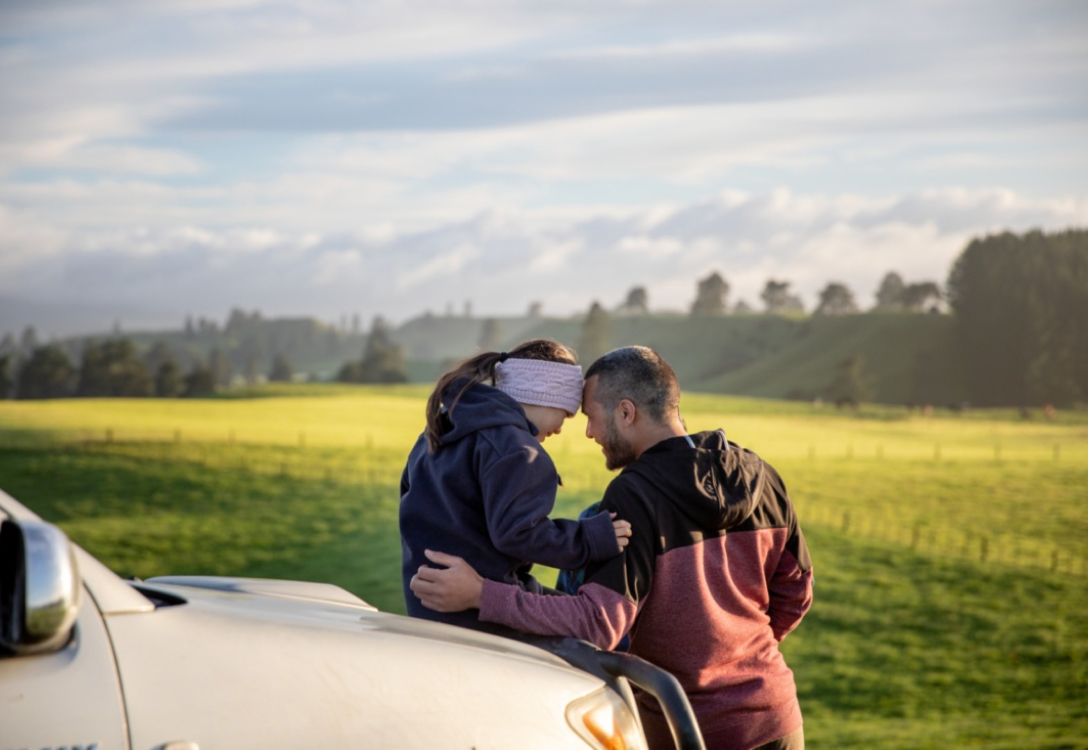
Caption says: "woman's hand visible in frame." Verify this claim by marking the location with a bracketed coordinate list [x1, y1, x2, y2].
[610, 512, 633, 551]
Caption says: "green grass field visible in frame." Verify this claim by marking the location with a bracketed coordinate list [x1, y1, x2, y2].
[1, 386, 1086, 748]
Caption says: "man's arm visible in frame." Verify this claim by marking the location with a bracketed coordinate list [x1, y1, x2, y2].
[767, 508, 813, 641]
[767, 547, 813, 641]
[409, 550, 636, 650]
[411, 477, 654, 650]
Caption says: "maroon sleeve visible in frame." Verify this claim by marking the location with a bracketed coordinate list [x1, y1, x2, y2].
[477, 472, 656, 649]
[479, 580, 638, 650]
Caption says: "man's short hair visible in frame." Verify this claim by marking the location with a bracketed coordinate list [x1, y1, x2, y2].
[584, 346, 680, 423]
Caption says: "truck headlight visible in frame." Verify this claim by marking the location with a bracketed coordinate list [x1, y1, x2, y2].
[566, 686, 647, 750]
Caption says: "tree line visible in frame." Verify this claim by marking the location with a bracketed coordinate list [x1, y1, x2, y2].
[603, 269, 944, 323]
[573, 269, 944, 368]
[0, 311, 410, 399]
[0, 337, 299, 400]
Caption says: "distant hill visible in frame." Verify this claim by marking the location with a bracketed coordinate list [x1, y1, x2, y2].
[391, 311, 969, 407]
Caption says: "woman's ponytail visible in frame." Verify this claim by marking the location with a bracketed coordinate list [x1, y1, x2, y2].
[423, 339, 577, 452]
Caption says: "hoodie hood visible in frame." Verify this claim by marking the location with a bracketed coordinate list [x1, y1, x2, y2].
[439, 379, 536, 446]
[623, 429, 763, 532]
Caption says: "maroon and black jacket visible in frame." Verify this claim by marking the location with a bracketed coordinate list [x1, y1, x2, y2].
[479, 429, 813, 750]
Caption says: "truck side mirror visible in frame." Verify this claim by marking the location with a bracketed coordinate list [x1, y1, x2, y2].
[0, 519, 82, 656]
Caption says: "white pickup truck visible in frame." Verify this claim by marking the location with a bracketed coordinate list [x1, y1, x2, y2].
[0, 489, 704, 750]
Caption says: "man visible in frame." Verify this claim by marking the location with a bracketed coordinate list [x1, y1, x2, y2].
[411, 346, 813, 750]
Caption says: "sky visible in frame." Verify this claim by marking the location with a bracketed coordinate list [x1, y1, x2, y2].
[1, 0, 1086, 337]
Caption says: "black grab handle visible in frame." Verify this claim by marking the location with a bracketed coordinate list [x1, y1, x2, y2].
[518, 635, 706, 750]
[595, 650, 707, 750]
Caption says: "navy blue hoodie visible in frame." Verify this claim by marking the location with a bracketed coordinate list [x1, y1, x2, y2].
[399, 380, 617, 631]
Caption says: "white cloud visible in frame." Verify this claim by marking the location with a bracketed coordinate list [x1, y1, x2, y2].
[529, 238, 583, 273]
[396, 242, 482, 290]
[3, 187, 1083, 333]
[549, 32, 818, 61]
[618, 236, 683, 257]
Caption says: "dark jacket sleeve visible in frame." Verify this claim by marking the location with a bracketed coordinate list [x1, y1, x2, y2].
[478, 474, 654, 648]
[478, 432, 618, 569]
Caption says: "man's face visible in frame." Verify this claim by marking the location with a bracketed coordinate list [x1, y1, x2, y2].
[582, 376, 638, 471]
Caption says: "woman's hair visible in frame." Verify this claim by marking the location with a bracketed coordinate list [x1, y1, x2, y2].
[424, 339, 577, 451]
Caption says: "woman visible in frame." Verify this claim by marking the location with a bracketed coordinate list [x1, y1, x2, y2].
[399, 339, 630, 631]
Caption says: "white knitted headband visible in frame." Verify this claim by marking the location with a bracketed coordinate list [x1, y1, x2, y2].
[495, 359, 584, 416]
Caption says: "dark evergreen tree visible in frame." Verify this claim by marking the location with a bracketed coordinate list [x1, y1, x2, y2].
[20, 326, 39, 354]
[143, 341, 175, 375]
[336, 361, 363, 383]
[269, 353, 294, 383]
[761, 279, 804, 314]
[16, 345, 76, 399]
[77, 338, 152, 397]
[154, 359, 183, 398]
[358, 317, 408, 383]
[183, 362, 216, 397]
[690, 272, 729, 315]
[874, 271, 906, 311]
[814, 282, 859, 316]
[208, 347, 232, 388]
[478, 318, 503, 351]
[619, 286, 649, 314]
[76, 340, 107, 396]
[0, 355, 13, 399]
[901, 282, 943, 313]
[576, 301, 611, 365]
[824, 354, 872, 409]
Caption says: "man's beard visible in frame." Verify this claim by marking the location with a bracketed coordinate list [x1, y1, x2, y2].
[601, 414, 638, 471]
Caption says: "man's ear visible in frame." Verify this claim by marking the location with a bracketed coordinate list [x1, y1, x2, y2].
[617, 398, 637, 426]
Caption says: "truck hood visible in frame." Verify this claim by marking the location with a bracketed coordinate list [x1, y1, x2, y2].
[141, 574, 588, 669]
[101, 573, 609, 749]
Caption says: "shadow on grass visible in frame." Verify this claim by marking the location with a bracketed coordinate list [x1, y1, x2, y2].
[790, 526, 1088, 748]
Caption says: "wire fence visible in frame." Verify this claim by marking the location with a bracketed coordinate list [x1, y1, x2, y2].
[3, 427, 1085, 579]
[798, 501, 1088, 578]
